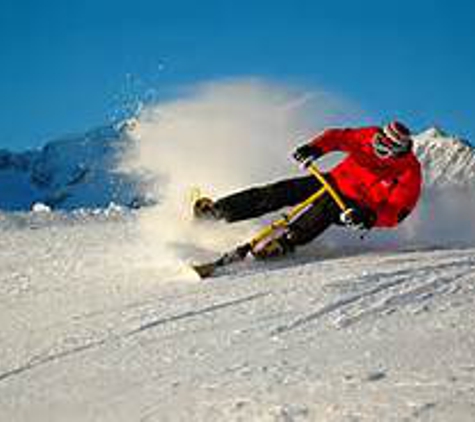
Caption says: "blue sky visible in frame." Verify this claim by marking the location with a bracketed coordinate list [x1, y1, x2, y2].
[1, 0, 474, 150]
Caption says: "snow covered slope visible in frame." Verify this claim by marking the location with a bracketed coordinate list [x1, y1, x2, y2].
[0, 120, 145, 211]
[0, 211, 474, 421]
[0, 119, 474, 420]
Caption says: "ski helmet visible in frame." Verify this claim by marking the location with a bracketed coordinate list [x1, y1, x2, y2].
[374, 121, 413, 158]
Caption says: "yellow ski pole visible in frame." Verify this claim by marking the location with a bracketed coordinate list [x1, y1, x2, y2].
[249, 185, 327, 249]
[250, 162, 347, 253]
[306, 161, 371, 238]
[305, 161, 349, 213]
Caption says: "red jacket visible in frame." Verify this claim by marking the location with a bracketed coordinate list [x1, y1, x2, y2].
[309, 127, 422, 227]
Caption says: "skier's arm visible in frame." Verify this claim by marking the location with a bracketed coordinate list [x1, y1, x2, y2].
[308, 128, 352, 153]
[294, 128, 361, 163]
[307, 127, 379, 155]
[293, 127, 379, 163]
[376, 163, 422, 227]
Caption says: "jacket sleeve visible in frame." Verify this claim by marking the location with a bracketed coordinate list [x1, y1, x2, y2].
[376, 160, 422, 227]
[308, 127, 376, 155]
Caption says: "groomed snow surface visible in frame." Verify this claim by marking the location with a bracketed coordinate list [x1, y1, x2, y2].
[1, 210, 474, 422]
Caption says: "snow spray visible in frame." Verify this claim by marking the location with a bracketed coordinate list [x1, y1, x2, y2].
[122, 78, 361, 269]
[121, 78, 475, 271]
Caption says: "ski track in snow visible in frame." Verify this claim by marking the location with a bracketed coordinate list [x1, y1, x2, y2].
[273, 257, 475, 335]
[0, 212, 474, 421]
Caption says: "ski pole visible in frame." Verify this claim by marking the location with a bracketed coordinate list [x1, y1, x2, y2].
[249, 185, 328, 249]
[306, 162, 374, 237]
[305, 161, 349, 213]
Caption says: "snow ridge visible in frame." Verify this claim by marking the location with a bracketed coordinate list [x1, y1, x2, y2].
[0, 121, 474, 211]
[0, 120, 146, 210]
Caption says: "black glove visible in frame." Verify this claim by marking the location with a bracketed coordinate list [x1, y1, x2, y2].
[293, 144, 321, 165]
[340, 207, 375, 230]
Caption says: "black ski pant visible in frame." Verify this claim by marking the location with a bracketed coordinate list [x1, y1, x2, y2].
[214, 175, 341, 247]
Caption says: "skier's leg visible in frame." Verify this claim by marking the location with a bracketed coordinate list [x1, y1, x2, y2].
[213, 176, 322, 222]
[285, 193, 340, 247]
[252, 193, 340, 259]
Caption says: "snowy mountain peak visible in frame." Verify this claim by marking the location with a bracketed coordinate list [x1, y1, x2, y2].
[0, 121, 146, 211]
[419, 126, 448, 139]
[414, 127, 475, 189]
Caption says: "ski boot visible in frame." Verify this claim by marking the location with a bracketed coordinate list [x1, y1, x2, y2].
[193, 197, 223, 220]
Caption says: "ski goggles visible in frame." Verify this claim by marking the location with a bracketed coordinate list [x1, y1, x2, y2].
[373, 132, 412, 158]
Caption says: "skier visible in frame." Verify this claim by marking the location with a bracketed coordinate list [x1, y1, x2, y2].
[193, 121, 422, 258]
